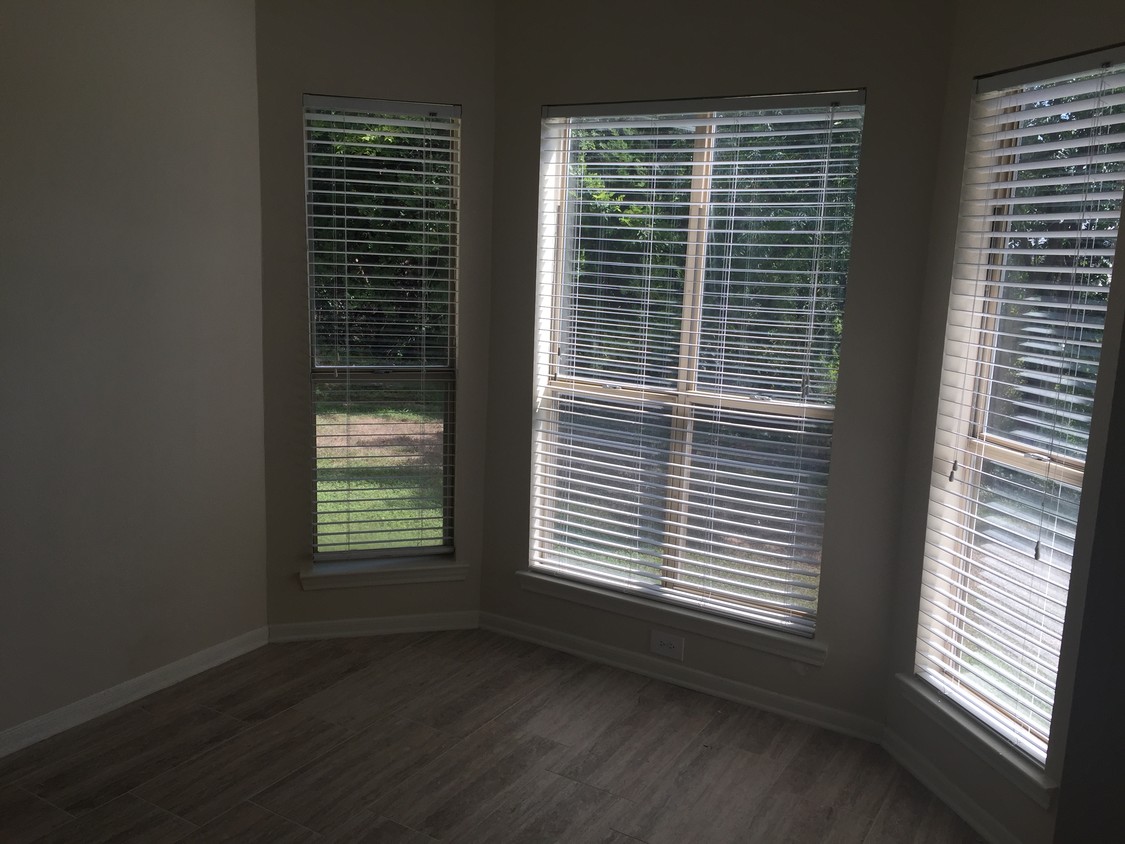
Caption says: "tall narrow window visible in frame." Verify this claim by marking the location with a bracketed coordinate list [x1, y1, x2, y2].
[304, 96, 459, 560]
[916, 57, 1125, 763]
[531, 93, 865, 635]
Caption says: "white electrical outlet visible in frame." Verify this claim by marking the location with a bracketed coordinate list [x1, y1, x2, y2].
[650, 629, 685, 661]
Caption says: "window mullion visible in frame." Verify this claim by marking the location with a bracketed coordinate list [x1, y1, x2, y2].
[549, 125, 574, 385]
[661, 122, 716, 591]
[683, 390, 834, 420]
[676, 122, 715, 397]
[978, 437, 1085, 489]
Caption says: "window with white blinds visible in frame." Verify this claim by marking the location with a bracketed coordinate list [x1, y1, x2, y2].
[916, 56, 1125, 764]
[304, 95, 459, 560]
[531, 93, 865, 635]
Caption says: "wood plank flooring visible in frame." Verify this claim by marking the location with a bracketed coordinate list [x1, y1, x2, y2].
[0, 630, 985, 843]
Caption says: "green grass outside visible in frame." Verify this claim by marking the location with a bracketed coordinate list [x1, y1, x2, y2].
[315, 411, 447, 552]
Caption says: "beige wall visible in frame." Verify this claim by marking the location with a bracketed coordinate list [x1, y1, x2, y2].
[1054, 287, 1125, 840]
[255, 0, 495, 623]
[0, 1, 265, 731]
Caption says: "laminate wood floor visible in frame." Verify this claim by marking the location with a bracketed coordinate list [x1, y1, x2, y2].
[0, 629, 985, 843]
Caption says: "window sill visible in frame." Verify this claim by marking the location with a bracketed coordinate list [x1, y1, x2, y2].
[300, 558, 469, 590]
[516, 569, 827, 666]
[894, 673, 1058, 809]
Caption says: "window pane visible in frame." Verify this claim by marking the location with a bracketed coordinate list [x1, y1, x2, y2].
[533, 395, 671, 585]
[314, 377, 452, 553]
[979, 90, 1122, 458]
[558, 125, 694, 387]
[675, 409, 831, 622]
[307, 115, 456, 368]
[956, 460, 1080, 740]
[983, 292, 1105, 460]
[698, 111, 861, 402]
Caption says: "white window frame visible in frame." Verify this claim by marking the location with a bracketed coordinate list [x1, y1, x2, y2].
[530, 93, 865, 636]
[915, 50, 1125, 767]
[302, 95, 461, 572]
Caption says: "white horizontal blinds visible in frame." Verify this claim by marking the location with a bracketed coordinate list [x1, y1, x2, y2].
[917, 61, 1125, 763]
[699, 108, 863, 402]
[532, 98, 864, 634]
[305, 97, 458, 558]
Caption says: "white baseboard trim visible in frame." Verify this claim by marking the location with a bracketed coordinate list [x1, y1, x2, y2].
[479, 611, 883, 743]
[883, 728, 1019, 844]
[268, 611, 480, 642]
[0, 626, 269, 760]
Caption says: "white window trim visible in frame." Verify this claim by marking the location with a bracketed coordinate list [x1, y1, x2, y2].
[304, 94, 460, 569]
[300, 557, 469, 590]
[894, 673, 1058, 809]
[518, 569, 828, 665]
[530, 95, 865, 636]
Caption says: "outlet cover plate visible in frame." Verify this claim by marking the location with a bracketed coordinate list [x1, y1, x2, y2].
[650, 629, 685, 661]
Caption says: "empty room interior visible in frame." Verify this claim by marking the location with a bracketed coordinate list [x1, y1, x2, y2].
[1, 1, 1123, 842]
